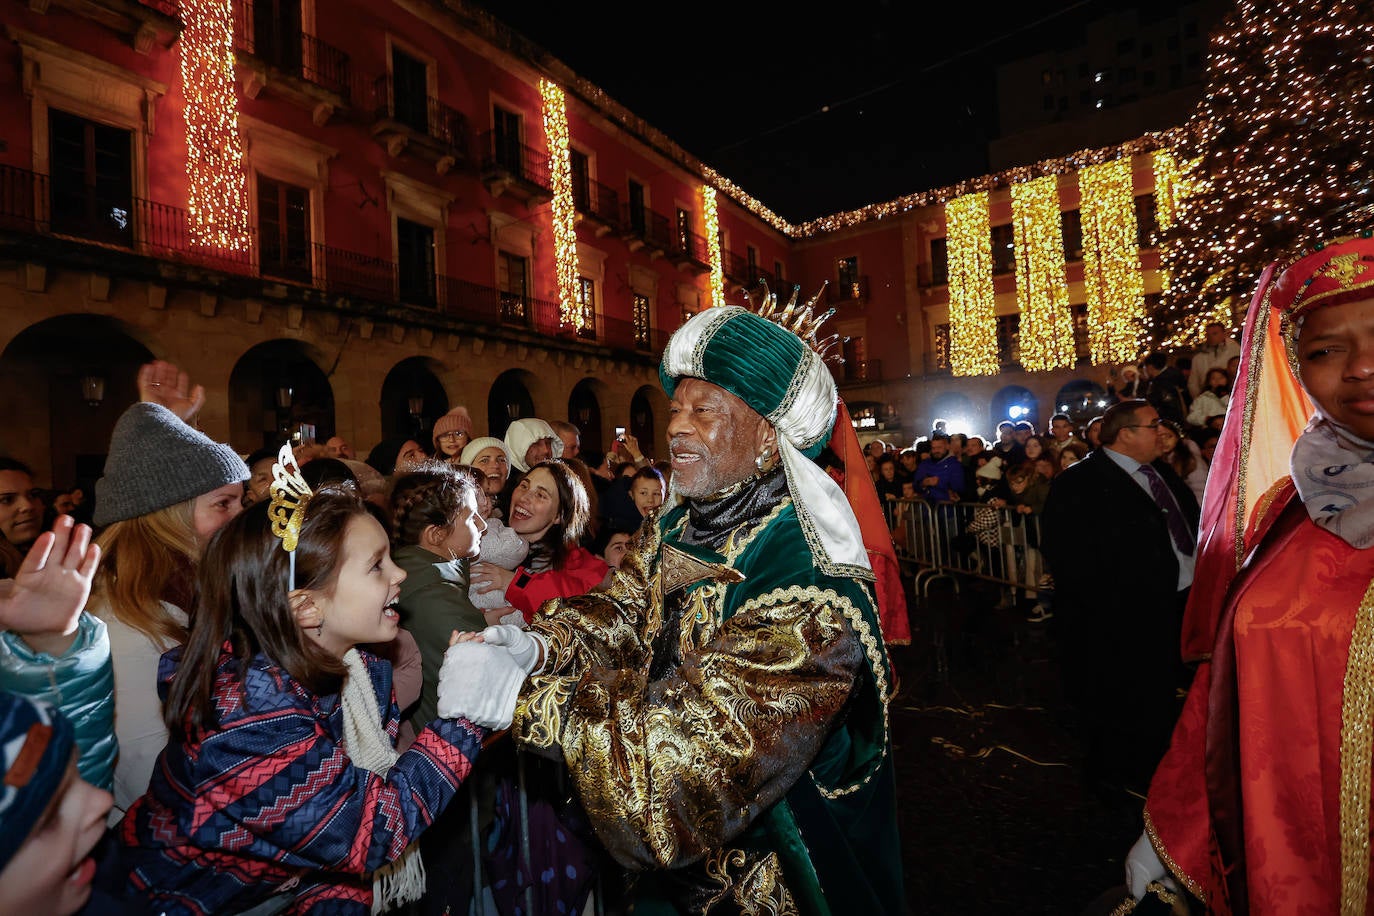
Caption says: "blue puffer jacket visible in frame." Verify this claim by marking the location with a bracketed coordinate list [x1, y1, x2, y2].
[0, 612, 116, 789]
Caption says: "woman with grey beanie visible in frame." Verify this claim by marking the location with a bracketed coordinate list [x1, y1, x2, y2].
[3, 361, 248, 822]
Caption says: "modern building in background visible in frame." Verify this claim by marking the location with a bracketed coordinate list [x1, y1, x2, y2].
[0, 0, 1228, 487]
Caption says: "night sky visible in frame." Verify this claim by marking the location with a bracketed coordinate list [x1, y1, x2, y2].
[466, 0, 1208, 224]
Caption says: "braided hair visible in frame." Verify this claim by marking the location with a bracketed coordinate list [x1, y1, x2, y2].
[388, 460, 479, 548]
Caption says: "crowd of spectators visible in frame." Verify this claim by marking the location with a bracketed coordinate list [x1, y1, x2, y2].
[865, 328, 1234, 622]
[0, 359, 678, 915]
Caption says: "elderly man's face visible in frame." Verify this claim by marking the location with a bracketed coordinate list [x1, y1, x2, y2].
[524, 438, 554, 468]
[667, 378, 770, 498]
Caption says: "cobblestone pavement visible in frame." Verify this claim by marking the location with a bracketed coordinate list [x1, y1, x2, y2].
[888, 576, 1146, 915]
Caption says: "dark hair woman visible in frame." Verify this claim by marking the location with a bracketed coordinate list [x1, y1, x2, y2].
[469, 459, 608, 622]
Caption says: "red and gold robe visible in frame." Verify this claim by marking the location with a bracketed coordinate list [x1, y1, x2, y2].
[1146, 480, 1374, 914]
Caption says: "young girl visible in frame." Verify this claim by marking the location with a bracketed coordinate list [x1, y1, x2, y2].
[118, 475, 497, 914]
[388, 462, 488, 737]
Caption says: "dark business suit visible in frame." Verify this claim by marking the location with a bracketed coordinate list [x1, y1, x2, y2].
[1040, 446, 1200, 794]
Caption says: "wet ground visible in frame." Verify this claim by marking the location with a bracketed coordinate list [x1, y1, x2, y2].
[888, 575, 1144, 915]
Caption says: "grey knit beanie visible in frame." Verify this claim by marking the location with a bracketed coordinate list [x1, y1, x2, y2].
[94, 402, 249, 527]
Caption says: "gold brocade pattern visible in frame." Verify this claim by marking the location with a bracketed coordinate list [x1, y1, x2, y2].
[528, 581, 861, 874]
[700, 848, 796, 915]
[742, 586, 892, 797]
[515, 673, 575, 750]
[1337, 576, 1374, 916]
[1143, 807, 1207, 902]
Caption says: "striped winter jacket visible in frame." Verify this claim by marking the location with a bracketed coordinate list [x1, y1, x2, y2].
[118, 644, 485, 915]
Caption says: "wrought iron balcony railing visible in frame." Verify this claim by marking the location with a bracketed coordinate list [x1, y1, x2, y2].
[478, 131, 552, 192]
[231, 1, 352, 101]
[572, 177, 621, 230]
[0, 165, 670, 354]
[372, 75, 468, 151]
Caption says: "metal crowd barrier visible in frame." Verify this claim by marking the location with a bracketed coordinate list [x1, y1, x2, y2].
[890, 498, 1045, 599]
[460, 736, 608, 916]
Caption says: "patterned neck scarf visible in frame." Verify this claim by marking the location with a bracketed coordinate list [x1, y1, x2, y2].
[1290, 416, 1374, 549]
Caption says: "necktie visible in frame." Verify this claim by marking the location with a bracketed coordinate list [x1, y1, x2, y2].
[1138, 464, 1194, 555]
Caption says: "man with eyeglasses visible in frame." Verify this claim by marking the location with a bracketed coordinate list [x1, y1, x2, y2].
[1041, 398, 1200, 800]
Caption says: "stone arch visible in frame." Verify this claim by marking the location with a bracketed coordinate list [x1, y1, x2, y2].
[0, 313, 154, 488]
[228, 339, 335, 453]
[487, 368, 537, 441]
[1053, 379, 1110, 428]
[568, 376, 610, 458]
[991, 384, 1040, 431]
[380, 356, 449, 446]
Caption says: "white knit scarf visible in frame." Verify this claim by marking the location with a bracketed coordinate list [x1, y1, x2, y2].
[1290, 417, 1374, 549]
[340, 648, 426, 913]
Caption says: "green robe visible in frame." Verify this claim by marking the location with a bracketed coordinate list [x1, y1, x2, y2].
[514, 493, 905, 915]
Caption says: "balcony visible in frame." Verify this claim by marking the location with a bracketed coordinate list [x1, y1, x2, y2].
[231, 2, 351, 125]
[829, 275, 870, 305]
[370, 77, 469, 175]
[572, 178, 621, 235]
[721, 248, 749, 284]
[478, 132, 552, 203]
[619, 205, 673, 257]
[0, 164, 668, 359]
[28, 0, 179, 53]
[667, 228, 712, 275]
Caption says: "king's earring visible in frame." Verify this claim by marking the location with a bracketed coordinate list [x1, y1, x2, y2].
[756, 446, 778, 474]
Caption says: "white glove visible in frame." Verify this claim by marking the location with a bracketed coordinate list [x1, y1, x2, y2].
[436, 641, 526, 730]
[482, 624, 546, 675]
[1125, 830, 1178, 900]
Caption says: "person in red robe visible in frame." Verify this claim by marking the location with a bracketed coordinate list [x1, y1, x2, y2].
[1124, 233, 1374, 915]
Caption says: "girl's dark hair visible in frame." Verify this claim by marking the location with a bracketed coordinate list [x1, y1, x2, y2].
[523, 459, 590, 571]
[389, 460, 478, 548]
[301, 457, 358, 491]
[164, 485, 368, 739]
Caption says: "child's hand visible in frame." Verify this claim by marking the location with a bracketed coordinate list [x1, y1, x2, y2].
[449, 629, 484, 646]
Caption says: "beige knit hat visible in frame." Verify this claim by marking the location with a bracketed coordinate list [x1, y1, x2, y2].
[431, 407, 473, 451]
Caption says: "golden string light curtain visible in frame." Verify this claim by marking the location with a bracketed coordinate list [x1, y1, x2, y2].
[945, 191, 999, 376]
[1079, 157, 1145, 365]
[540, 79, 580, 329]
[702, 187, 726, 308]
[180, 0, 250, 251]
[1010, 175, 1074, 371]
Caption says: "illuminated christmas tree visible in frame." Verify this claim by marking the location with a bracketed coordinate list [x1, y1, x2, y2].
[1152, 0, 1374, 348]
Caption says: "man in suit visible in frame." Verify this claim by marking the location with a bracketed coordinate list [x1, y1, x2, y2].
[1041, 399, 1200, 797]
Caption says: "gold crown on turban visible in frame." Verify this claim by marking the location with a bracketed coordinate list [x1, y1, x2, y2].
[743, 281, 843, 365]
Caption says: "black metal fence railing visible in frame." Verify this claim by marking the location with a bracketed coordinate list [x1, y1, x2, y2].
[372, 76, 468, 151]
[0, 164, 671, 355]
[230, 2, 352, 101]
[478, 132, 552, 192]
[674, 228, 711, 267]
[573, 177, 621, 229]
